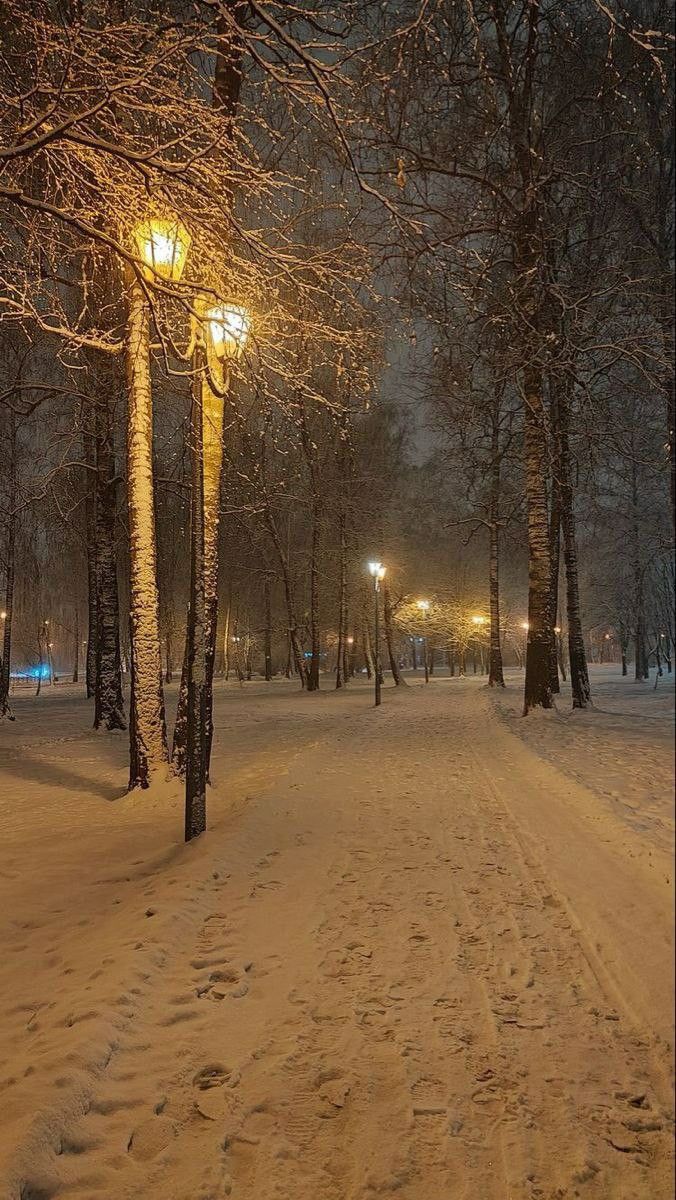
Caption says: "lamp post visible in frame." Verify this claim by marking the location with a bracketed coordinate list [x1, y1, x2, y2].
[471, 614, 486, 674]
[368, 562, 386, 706]
[127, 215, 190, 788]
[183, 300, 250, 842]
[417, 600, 430, 683]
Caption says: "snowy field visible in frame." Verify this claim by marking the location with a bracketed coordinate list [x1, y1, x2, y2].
[0, 666, 673, 1200]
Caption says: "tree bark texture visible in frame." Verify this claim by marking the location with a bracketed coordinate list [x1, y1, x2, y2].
[126, 272, 168, 787]
[93, 385, 126, 731]
[557, 383, 591, 708]
[548, 456, 562, 695]
[383, 581, 403, 685]
[0, 412, 16, 719]
[185, 359, 207, 840]
[306, 497, 321, 691]
[522, 362, 555, 713]
[335, 504, 347, 690]
[488, 403, 505, 687]
[84, 427, 98, 700]
[264, 572, 273, 681]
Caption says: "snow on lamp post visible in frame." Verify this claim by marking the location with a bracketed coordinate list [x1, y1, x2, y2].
[126, 215, 191, 789]
[417, 600, 431, 684]
[368, 562, 386, 706]
[182, 300, 251, 842]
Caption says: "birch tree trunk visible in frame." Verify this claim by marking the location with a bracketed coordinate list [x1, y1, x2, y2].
[126, 272, 168, 787]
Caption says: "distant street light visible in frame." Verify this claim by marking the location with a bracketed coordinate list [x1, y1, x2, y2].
[368, 562, 386, 706]
[417, 600, 430, 684]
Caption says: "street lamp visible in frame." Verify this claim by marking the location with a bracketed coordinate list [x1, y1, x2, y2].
[368, 562, 386, 706]
[417, 600, 430, 684]
[471, 614, 486, 674]
[133, 217, 191, 282]
[127, 214, 191, 789]
[205, 304, 251, 362]
[181, 302, 252, 842]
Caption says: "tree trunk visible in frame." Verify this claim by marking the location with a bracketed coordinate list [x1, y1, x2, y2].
[265, 518, 306, 685]
[84, 427, 98, 700]
[487, 524, 505, 687]
[488, 513, 505, 687]
[556, 630, 567, 682]
[306, 498, 321, 691]
[335, 509, 347, 690]
[630, 444, 649, 681]
[548, 387, 562, 694]
[93, 387, 126, 731]
[523, 363, 555, 713]
[362, 599, 375, 679]
[383, 581, 403, 685]
[0, 413, 16, 719]
[72, 607, 79, 684]
[264, 572, 273, 680]
[126, 271, 168, 787]
[185, 358, 208, 841]
[557, 380, 591, 708]
[223, 585, 231, 679]
[164, 614, 173, 683]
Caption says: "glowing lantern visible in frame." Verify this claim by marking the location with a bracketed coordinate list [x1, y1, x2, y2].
[205, 304, 251, 360]
[133, 217, 191, 281]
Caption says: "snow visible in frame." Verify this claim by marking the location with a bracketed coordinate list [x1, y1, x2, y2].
[0, 668, 673, 1199]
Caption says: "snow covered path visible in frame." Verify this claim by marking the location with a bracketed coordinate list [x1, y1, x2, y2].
[0, 672, 673, 1200]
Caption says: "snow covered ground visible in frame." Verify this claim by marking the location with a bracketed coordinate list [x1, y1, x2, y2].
[0, 666, 673, 1200]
